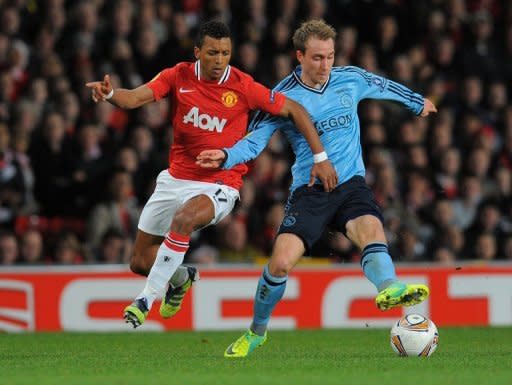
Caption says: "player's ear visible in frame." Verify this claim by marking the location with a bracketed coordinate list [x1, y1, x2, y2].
[296, 50, 304, 63]
[194, 46, 200, 60]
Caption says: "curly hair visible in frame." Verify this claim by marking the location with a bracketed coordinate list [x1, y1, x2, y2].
[195, 20, 232, 47]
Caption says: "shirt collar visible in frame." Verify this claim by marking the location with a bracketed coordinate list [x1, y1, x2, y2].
[293, 65, 330, 94]
[195, 60, 231, 84]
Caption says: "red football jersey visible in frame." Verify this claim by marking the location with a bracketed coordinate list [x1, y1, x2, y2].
[146, 61, 286, 190]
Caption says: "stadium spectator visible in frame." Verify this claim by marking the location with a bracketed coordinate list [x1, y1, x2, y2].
[486, 80, 508, 126]
[54, 231, 83, 265]
[375, 15, 401, 71]
[434, 147, 461, 198]
[433, 247, 457, 266]
[58, 91, 81, 134]
[465, 200, 505, 258]
[114, 146, 146, 201]
[236, 42, 260, 78]
[86, 168, 140, 261]
[218, 216, 263, 263]
[473, 232, 498, 261]
[329, 232, 359, 263]
[12, 100, 40, 138]
[429, 113, 454, 158]
[19, 228, 44, 264]
[336, 26, 357, 64]
[129, 125, 166, 201]
[29, 111, 75, 216]
[259, 203, 285, 255]
[0, 122, 27, 225]
[452, 175, 482, 230]
[187, 244, 219, 265]
[270, 53, 293, 88]
[498, 115, 512, 169]
[0, 230, 18, 265]
[390, 226, 426, 262]
[431, 199, 456, 231]
[461, 10, 499, 81]
[11, 130, 36, 214]
[95, 229, 131, 264]
[493, 166, 511, 204]
[355, 43, 380, 73]
[405, 169, 434, 215]
[502, 236, 512, 260]
[405, 144, 429, 173]
[134, 27, 162, 82]
[72, 123, 111, 215]
[363, 121, 387, 148]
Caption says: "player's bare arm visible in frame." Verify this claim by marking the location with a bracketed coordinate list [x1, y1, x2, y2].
[85, 74, 155, 109]
[277, 97, 338, 191]
[197, 146, 339, 192]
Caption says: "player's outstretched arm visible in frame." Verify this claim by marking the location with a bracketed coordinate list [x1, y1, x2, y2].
[279, 98, 338, 192]
[349, 67, 436, 117]
[85, 74, 155, 109]
[197, 118, 279, 169]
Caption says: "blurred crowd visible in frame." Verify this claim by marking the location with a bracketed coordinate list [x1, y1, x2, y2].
[0, 0, 511, 266]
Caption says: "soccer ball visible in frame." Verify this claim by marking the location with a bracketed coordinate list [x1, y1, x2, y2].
[390, 313, 439, 357]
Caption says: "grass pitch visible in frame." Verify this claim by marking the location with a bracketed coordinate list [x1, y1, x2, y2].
[1, 328, 511, 385]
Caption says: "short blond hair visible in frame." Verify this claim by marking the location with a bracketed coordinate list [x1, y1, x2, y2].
[292, 19, 337, 52]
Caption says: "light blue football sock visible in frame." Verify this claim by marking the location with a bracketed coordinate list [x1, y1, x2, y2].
[360, 242, 398, 291]
[251, 264, 287, 336]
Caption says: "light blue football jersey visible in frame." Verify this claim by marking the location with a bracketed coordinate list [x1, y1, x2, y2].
[223, 65, 424, 192]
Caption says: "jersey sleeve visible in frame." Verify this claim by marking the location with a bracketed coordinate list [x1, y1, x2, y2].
[145, 67, 177, 101]
[347, 66, 424, 115]
[245, 79, 286, 115]
[223, 111, 283, 169]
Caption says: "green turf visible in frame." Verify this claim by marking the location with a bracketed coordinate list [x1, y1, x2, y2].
[1, 328, 511, 385]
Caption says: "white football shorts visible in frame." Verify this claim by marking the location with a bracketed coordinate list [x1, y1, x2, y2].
[138, 170, 240, 236]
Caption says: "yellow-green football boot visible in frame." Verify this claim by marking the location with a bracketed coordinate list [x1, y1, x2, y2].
[376, 281, 429, 311]
[160, 266, 199, 318]
[224, 330, 267, 358]
[123, 298, 149, 328]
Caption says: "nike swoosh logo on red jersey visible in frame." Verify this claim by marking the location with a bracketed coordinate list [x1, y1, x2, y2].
[179, 87, 195, 93]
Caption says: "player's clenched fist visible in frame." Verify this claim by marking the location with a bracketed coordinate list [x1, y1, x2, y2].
[85, 74, 113, 102]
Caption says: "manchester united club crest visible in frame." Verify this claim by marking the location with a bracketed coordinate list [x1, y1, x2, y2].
[221, 91, 238, 107]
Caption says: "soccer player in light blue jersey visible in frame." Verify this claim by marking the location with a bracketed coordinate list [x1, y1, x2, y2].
[197, 19, 437, 358]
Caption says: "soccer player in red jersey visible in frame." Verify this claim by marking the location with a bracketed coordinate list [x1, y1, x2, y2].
[86, 21, 338, 328]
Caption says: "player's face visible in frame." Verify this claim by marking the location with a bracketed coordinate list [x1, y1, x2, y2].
[195, 36, 232, 81]
[297, 37, 335, 88]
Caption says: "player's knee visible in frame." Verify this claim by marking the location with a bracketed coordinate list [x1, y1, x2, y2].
[347, 215, 384, 245]
[360, 221, 384, 242]
[171, 210, 196, 234]
[268, 259, 292, 277]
